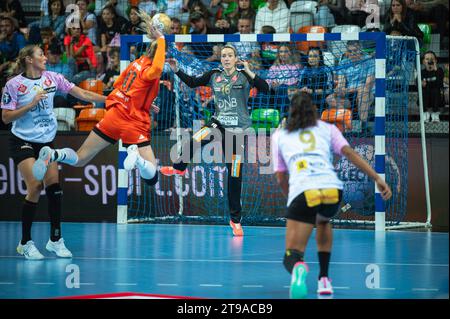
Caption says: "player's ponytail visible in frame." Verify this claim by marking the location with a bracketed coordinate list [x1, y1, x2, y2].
[138, 10, 154, 39]
[11, 45, 39, 77]
[287, 92, 317, 132]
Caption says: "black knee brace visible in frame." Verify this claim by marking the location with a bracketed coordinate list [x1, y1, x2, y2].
[283, 249, 304, 274]
[46, 183, 63, 199]
[143, 174, 158, 186]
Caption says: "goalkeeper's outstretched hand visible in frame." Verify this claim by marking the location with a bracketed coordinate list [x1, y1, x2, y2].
[166, 58, 179, 72]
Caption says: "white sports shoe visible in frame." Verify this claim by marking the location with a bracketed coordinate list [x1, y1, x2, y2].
[424, 112, 431, 122]
[124, 144, 139, 171]
[17, 240, 44, 260]
[317, 277, 334, 295]
[46, 238, 73, 258]
[32, 146, 53, 181]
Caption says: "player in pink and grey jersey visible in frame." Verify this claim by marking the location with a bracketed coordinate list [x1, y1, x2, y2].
[1, 45, 106, 260]
[271, 92, 392, 298]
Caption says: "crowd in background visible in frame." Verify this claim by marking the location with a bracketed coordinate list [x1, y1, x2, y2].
[0, 0, 448, 130]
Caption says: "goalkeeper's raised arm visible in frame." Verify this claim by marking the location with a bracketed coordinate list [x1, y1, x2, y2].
[166, 45, 269, 131]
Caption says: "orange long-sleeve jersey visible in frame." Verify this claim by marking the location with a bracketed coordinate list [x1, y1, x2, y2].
[105, 37, 166, 124]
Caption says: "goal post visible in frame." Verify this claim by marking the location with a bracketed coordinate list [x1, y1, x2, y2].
[116, 32, 431, 231]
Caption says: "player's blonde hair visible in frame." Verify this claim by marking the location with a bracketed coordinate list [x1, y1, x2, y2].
[137, 10, 154, 40]
[221, 45, 237, 57]
[137, 11, 160, 59]
[10, 45, 40, 77]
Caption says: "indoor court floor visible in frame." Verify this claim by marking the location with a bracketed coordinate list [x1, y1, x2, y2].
[0, 222, 448, 299]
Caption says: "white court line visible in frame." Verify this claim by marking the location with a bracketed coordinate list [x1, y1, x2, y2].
[114, 283, 137, 286]
[6, 255, 448, 268]
[412, 288, 439, 292]
[34, 282, 55, 285]
[79, 283, 96, 286]
[283, 286, 350, 290]
[242, 285, 263, 288]
[200, 284, 223, 287]
[0, 282, 14, 285]
[2, 221, 449, 235]
[64, 178, 82, 182]
[0, 256, 447, 268]
[157, 283, 179, 287]
[371, 287, 396, 291]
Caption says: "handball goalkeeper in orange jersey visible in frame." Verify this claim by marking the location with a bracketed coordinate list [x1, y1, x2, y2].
[32, 14, 167, 187]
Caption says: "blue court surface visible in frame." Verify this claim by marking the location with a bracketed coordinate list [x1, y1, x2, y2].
[0, 222, 448, 299]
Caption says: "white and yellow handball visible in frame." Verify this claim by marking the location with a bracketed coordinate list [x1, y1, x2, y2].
[151, 13, 172, 34]
[138, 11, 172, 36]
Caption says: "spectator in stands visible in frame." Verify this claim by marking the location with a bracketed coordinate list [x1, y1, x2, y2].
[189, 1, 214, 27]
[265, 44, 301, 116]
[384, 0, 424, 44]
[266, 44, 302, 88]
[39, 27, 58, 56]
[421, 50, 444, 123]
[123, 6, 146, 35]
[215, 0, 239, 27]
[229, 17, 262, 71]
[326, 41, 375, 131]
[77, 0, 98, 46]
[260, 25, 278, 67]
[236, 0, 257, 28]
[29, 0, 67, 44]
[406, 0, 448, 40]
[299, 47, 333, 109]
[315, 0, 336, 29]
[102, 47, 120, 91]
[171, 17, 183, 35]
[46, 41, 77, 108]
[207, 0, 222, 21]
[255, 0, 290, 33]
[139, 0, 158, 16]
[98, 5, 123, 55]
[64, 24, 97, 84]
[188, 11, 235, 59]
[0, 0, 26, 28]
[343, 0, 369, 28]
[95, 0, 128, 18]
[320, 0, 347, 25]
[0, 16, 26, 64]
[166, 0, 184, 18]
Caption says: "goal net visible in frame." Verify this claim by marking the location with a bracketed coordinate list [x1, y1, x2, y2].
[118, 32, 425, 230]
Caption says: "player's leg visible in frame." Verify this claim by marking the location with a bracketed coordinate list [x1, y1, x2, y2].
[284, 193, 316, 299]
[70, 130, 113, 167]
[315, 221, 333, 295]
[161, 119, 219, 176]
[314, 189, 343, 295]
[226, 132, 245, 236]
[124, 143, 158, 186]
[16, 158, 44, 260]
[43, 161, 72, 258]
[285, 219, 314, 299]
[32, 130, 113, 180]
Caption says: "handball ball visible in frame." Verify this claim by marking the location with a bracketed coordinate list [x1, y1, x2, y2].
[152, 13, 172, 34]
